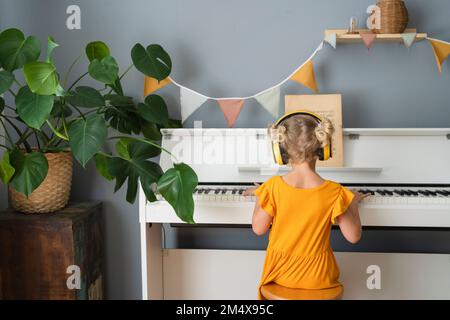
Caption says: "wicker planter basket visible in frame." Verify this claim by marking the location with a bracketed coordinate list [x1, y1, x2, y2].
[375, 0, 409, 34]
[9, 152, 73, 214]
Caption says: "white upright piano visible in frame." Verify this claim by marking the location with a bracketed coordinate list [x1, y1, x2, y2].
[139, 128, 450, 300]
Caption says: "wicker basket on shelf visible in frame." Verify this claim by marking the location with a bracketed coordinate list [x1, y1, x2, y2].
[9, 152, 73, 214]
[375, 0, 409, 34]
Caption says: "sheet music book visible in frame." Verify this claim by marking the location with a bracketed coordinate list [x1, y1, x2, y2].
[284, 94, 344, 167]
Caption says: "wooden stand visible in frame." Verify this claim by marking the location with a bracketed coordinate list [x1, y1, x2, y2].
[0, 202, 103, 300]
[325, 28, 427, 43]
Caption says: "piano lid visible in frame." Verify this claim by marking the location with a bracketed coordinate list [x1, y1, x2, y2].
[159, 128, 450, 185]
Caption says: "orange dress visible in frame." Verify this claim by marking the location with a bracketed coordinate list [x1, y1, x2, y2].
[254, 176, 355, 299]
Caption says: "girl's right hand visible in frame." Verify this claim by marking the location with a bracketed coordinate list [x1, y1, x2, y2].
[352, 191, 371, 204]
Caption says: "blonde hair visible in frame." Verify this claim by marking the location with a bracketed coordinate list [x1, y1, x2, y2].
[269, 114, 334, 164]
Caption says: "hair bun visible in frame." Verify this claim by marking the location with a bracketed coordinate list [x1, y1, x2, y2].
[314, 118, 335, 147]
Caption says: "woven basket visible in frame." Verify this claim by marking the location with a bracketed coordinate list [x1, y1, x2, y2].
[9, 152, 73, 214]
[375, 0, 409, 34]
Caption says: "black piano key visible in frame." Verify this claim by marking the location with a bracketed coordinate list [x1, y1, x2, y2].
[436, 190, 450, 196]
[427, 190, 437, 196]
[407, 190, 419, 196]
[383, 190, 394, 196]
[418, 190, 430, 196]
[221, 189, 227, 194]
[394, 190, 405, 196]
[232, 189, 237, 194]
[376, 191, 386, 196]
[214, 189, 220, 194]
[238, 190, 244, 195]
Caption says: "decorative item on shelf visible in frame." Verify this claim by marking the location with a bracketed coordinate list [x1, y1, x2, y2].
[374, 0, 409, 34]
[9, 151, 73, 213]
[0, 28, 198, 222]
[348, 16, 359, 34]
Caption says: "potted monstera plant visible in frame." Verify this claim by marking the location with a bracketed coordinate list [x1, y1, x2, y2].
[0, 28, 197, 223]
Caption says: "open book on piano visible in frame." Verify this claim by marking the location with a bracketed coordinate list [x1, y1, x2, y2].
[142, 128, 450, 228]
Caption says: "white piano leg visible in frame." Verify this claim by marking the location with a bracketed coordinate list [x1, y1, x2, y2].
[140, 222, 163, 300]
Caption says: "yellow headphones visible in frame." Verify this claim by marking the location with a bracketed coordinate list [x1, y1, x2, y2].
[272, 110, 332, 165]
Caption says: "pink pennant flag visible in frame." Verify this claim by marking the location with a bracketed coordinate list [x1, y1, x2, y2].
[217, 99, 244, 127]
[359, 31, 377, 50]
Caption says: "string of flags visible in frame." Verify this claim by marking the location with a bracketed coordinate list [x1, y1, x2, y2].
[144, 32, 450, 128]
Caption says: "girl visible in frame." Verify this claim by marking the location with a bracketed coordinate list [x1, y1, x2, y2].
[244, 112, 368, 300]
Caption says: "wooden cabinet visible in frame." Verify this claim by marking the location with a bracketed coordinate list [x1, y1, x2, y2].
[0, 202, 103, 300]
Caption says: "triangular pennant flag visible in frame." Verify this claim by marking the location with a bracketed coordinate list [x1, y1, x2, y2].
[255, 87, 280, 118]
[143, 76, 172, 96]
[180, 87, 208, 122]
[428, 38, 450, 73]
[359, 31, 377, 50]
[217, 99, 244, 128]
[290, 60, 319, 93]
[401, 33, 417, 48]
[324, 33, 337, 49]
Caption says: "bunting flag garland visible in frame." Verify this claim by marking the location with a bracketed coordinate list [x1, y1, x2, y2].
[290, 60, 319, 93]
[428, 38, 450, 73]
[143, 34, 450, 128]
[324, 32, 337, 49]
[180, 87, 208, 122]
[254, 87, 280, 118]
[143, 76, 172, 96]
[401, 33, 417, 49]
[217, 99, 245, 127]
[359, 31, 377, 50]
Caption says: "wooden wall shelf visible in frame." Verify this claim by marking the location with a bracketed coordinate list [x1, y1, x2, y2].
[325, 29, 428, 43]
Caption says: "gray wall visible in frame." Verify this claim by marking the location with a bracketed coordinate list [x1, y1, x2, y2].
[0, 0, 449, 299]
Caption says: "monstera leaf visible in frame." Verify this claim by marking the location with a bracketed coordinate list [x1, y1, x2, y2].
[46, 37, 59, 63]
[137, 94, 168, 126]
[15, 86, 54, 129]
[0, 70, 14, 95]
[0, 151, 15, 184]
[131, 43, 171, 81]
[9, 149, 48, 197]
[23, 61, 59, 95]
[66, 86, 105, 108]
[157, 163, 198, 224]
[0, 28, 41, 71]
[68, 114, 107, 167]
[107, 139, 163, 203]
[94, 153, 113, 181]
[88, 56, 119, 85]
[86, 41, 110, 62]
[104, 94, 141, 134]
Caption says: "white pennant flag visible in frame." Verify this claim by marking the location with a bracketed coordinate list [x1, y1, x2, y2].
[324, 33, 337, 49]
[255, 87, 280, 118]
[401, 33, 417, 49]
[180, 87, 208, 122]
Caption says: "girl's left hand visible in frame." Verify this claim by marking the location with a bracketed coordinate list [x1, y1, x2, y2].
[243, 183, 260, 196]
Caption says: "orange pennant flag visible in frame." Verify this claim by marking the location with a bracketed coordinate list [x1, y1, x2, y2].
[217, 99, 244, 128]
[290, 60, 319, 93]
[143, 76, 172, 96]
[429, 39, 450, 73]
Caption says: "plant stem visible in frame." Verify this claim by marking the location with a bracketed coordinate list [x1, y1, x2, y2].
[67, 71, 89, 91]
[8, 89, 16, 97]
[63, 54, 82, 88]
[68, 103, 86, 119]
[0, 119, 14, 145]
[13, 79, 22, 88]
[2, 116, 32, 152]
[33, 130, 41, 149]
[119, 64, 134, 80]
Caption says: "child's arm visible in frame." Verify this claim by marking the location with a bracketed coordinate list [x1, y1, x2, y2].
[251, 202, 273, 236]
[335, 191, 368, 244]
[244, 183, 273, 236]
